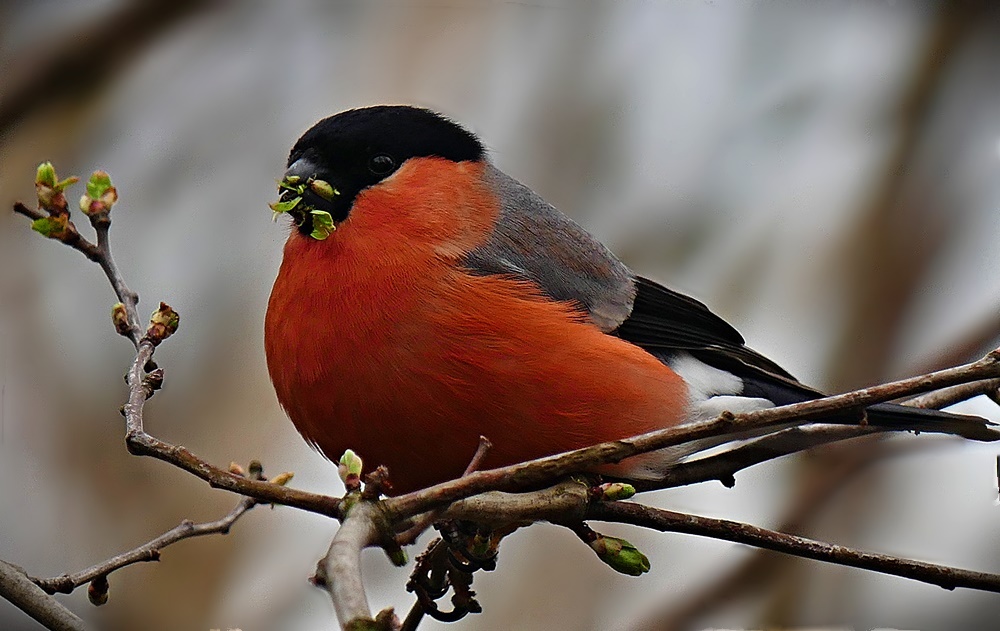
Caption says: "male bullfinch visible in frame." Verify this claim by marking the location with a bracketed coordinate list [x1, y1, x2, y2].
[265, 105, 963, 494]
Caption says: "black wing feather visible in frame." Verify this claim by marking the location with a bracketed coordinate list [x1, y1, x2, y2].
[613, 278, 993, 428]
[614, 276, 820, 398]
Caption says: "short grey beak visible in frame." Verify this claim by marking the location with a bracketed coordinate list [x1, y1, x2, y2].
[284, 157, 318, 181]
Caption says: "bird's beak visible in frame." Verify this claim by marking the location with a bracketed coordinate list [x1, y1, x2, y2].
[272, 157, 341, 239]
[284, 157, 319, 182]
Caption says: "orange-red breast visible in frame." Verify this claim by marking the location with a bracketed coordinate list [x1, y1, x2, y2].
[265, 105, 965, 494]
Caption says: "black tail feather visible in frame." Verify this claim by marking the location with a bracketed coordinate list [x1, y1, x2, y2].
[865, 402, 997, 441]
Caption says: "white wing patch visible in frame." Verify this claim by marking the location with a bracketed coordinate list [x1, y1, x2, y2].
[667, 352, 774, 421]
[668, 352, 743, 399]
[612, 352, 778, 480]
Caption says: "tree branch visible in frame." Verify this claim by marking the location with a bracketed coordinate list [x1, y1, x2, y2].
[14, 190, 344, 519]
[382, 352, 1000, 520]
[32, 497, 258, 596]
[640, 425, 880, 490]
[313, 501, 384, 628]
[396, 436, 492, 546]
[324, 473, 1000, 630]
[905, 377, 1000, 410]
[118, 341, 342, 517]
[442, 480, 589, 526]
[0, 561, 87, 631]
[590, 501, 1000, 593]
[634, 375, 1000, 492]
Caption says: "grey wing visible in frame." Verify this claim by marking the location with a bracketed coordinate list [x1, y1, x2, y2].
[463, 164, 813, 401]
[464, 164, 636, 331]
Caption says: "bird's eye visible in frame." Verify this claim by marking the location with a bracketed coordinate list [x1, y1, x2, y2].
[368, 154, 396, 175]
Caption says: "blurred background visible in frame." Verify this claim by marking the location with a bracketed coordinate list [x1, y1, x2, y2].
[2, 1, 1000, 630]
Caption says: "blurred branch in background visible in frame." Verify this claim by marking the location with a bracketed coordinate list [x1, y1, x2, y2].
[632, 437, 952, 631]
[640, 3, 997, 628]
[767, 1, 988, 625]
[0, 0, 218, 139]
[826, 0, 981, 393]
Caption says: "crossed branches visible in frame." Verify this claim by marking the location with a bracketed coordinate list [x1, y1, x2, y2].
[5, 163, 1000, 631]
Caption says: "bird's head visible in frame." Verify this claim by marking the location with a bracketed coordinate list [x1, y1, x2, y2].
[270, 105, 485, 241]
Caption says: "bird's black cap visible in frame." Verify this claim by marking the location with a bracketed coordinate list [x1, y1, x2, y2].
[281, 106, 485, 233]
[290, 105, 484, 168]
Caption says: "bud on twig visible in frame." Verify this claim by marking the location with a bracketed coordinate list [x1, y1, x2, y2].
[35, 162, 57, 188]
[248, 460, 264, 480]
[593, 482, 636, 502]
[588, 534, 650, 576]
[34, 161, 78, 214]
[87, 575, 109, 606]
[141, 368, 164, 402]
[30, 214, 72, 239]
[79, 170, 118, 223]
[228, 462, 246, 477]
[339, 449, 364, 491]
[28, 162, 83, 242]
[361, 465, 393, 500]
[375, 608, 400, 630]
[111, 302, 130, 336]
[145, 302, 179, 345]
[384, 544, 408, 567]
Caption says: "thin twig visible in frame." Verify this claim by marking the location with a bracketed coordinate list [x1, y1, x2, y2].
[400, 541, 445, 631]
[634, 385, 1000, 492]
[397, 436, 492, 546]
[637, 425, 879, 490]
[12, 202, 139, 342]
[905, 377, 1000, 410]
[0, 561, 87, 631]
[590, 501, 1000, 593]
[91, 218, 141, 344]
[119, 342, 342, 516]
[14, 198, 344, 518]
[33, 497, 258, 595]
[13, 202, 103, 262]
[632, 437, 940, 631]
[462, 437, 494, 477]
[442, 480, 589, 525]
[395, 436, 492, 631]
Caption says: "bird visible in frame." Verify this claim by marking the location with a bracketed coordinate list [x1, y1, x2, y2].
[264, 105, 969, 495]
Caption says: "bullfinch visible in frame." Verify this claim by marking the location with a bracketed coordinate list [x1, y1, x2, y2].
[265, 105, 963, 494]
